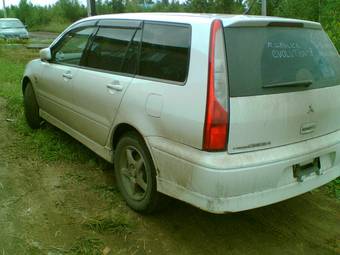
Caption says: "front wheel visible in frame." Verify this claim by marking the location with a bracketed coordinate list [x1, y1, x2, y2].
[23, 82, 41, 129]
[114, 132, 164, 213]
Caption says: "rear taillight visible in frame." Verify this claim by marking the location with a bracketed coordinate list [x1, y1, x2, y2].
[203, 19, 229, 151]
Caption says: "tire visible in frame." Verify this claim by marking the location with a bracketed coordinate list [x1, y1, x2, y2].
[114, 131, 164, 213]
[23, 82, 41, 129]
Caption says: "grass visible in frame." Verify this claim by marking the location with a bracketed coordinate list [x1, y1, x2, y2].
[82, 213, 132, 235]
[92, 184, 119, 201]
[0, 38, 29, 45]
[327, 178, 340, 199]
[68, 237, 104, 255]
[49, 237, 104, 255]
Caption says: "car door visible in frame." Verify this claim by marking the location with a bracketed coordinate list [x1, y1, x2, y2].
[70, 20, 142, 146]
[37, 25, 96, 127]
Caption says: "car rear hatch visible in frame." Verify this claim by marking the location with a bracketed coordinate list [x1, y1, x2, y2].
[223, 18, 340, 153]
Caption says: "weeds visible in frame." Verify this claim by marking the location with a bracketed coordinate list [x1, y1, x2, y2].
[327, 178, 340, 199]
[83, 214, 132, 235]
[68, 237, 103, 255]
[92, 184, 118, 201]
[0, 38, 29, 45]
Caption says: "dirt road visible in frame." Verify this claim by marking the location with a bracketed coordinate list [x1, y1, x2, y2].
[26, 32, 59, 49]
[29, 32, 59, 40]
[0, 96, 339, 255]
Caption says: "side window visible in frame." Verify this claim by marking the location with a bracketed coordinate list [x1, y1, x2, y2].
[121, 29, 142, 75]
[139, 23, 191, 83]
[84, 27, 136, 73]
[53, 27, 95, 66]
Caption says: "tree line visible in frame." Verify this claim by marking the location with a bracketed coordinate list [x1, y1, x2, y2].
[0, 0, 338, 50]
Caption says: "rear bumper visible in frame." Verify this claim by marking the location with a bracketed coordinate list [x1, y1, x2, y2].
[148, 131, 340, 213]
[0, 33, 29, 39]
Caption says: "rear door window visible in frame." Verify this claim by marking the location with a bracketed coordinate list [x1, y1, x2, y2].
[84, 27, 137, 73]
[224, 27, 340, 97]
[139, 22, 191, 83]
[121, 29, 142, 75]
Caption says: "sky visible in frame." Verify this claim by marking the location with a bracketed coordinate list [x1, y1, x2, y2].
[1, 0, 188, 8]
[2, 0, 189, 9]
[4, 0, 87, 6]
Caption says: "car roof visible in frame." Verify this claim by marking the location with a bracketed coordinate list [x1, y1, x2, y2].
[0, 18, 20, 21]
[87, 12, 236, 22]
[79, 12, 321, 29]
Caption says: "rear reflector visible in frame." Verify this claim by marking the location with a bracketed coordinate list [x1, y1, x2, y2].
[203, 20, 229, 151]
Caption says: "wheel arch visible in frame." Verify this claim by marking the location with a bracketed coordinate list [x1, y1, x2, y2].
[112, 123, 145, 151]
[111, 123, 160, 174]
[22, 76, 32, 95]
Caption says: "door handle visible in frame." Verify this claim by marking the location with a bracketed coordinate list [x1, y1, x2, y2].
[62, 72, 73, 80]
[107, 84, 123, 92]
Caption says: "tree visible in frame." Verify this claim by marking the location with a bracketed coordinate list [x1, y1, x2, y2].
[275, 0, 319, 21]
[185, 0, 208, 13]
[319, 0, 340, 50]
[110, 0, 125, 13]
[15, 0, 32, 25]
[54, 0, 86, 22]
[213, 0, 234, 13]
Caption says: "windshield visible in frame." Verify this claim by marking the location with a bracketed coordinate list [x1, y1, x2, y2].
[224, 27, 340, 97]
[0, 20, 24, 29]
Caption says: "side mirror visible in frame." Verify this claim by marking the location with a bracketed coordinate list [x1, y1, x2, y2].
[40, 48, 52, 61]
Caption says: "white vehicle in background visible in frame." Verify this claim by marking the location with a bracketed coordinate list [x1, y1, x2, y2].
[0, 18, 29, 39]
[22, 13, 340, 213]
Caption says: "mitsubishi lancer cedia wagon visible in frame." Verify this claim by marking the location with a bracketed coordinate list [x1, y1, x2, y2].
[22, 13, 340, 213]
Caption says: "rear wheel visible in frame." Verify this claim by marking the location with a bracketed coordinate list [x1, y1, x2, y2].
[23, 82, 41, 129]
[114, 132, 163, 213]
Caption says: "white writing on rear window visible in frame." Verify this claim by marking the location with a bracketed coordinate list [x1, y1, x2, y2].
[267, 41, 314, 59]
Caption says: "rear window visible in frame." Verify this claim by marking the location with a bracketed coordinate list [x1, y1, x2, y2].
[0, 20, 24, 29]
[139, 22, 190, 83]
[224, 27, 340, 97]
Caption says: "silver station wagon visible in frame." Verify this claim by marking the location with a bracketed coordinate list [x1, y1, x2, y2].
[22, 13, 340, 213]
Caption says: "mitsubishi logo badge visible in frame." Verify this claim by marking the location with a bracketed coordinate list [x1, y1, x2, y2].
[307, 105, 315, 114]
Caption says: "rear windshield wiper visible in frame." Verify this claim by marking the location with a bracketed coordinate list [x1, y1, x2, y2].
[263, 80, 312, 88]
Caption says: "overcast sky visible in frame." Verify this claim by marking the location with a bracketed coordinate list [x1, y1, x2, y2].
[4, 0, 87, 6]
[1, 0, 187, 8]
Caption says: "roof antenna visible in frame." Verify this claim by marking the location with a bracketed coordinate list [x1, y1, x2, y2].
[243, 0, 257, 15]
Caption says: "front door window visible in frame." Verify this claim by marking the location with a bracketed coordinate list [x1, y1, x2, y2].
[53, 27, 95, 66]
